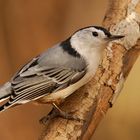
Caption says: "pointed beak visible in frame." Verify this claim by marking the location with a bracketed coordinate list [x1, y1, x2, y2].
[107, 35, 125, 41]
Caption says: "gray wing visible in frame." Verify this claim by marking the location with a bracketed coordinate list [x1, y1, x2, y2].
[8, 45, 87, 105]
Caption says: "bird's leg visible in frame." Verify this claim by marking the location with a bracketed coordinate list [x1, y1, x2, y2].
[40, 103, 83, 125]
[52, 103, 82, 121]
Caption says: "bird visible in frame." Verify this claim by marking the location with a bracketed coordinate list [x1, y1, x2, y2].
[0, 26, 124, 116]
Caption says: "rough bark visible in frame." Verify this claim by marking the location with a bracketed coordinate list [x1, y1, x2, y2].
[40, 0, 140, 139]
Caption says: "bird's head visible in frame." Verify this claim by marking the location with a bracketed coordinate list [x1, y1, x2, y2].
[70, 26, 124, 52]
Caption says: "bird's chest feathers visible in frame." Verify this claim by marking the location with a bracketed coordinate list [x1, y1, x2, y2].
[83, 48, 102, 74]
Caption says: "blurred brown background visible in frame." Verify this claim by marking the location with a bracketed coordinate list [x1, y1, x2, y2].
[0, 0, 140, 140]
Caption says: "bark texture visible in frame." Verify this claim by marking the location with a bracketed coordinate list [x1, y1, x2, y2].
[40, 0, 140, 139]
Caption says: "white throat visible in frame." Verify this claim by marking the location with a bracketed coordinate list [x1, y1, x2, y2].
[70, 37, 104, 74]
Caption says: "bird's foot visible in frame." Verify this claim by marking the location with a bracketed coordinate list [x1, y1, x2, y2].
[39, 103, 83, 125]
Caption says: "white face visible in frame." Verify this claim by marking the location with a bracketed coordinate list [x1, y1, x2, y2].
[70, 27, 110, 51]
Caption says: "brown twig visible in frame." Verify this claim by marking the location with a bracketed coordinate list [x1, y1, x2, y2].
[40, 0, 140, 139]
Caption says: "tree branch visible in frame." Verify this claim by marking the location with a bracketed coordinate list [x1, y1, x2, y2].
[40, 0, 140, 139]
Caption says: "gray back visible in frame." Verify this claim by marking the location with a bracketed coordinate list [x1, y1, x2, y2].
[38, 44, 87, 71]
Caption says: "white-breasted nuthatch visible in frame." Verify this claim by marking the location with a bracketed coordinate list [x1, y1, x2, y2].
[0, 26, 124, 114]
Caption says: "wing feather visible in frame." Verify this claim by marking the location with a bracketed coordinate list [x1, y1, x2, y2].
[9, 81, 54, 104]
[9, 65, 86, 106]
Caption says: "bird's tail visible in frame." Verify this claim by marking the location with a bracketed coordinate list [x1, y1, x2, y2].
[0, 82, 12, 112]
[0, 101, 12, 113]
[0, 82, 11, 102]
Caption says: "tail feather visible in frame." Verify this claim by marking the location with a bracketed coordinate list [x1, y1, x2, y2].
[0, 102, 11, 113]
[0, 105, 5, 112]
[0, 100, 23, 113]
[0, 82, 12, 103]
[0, 82, 12, 112]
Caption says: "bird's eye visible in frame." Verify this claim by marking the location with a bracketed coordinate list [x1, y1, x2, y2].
[92, 32, 98, 37]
